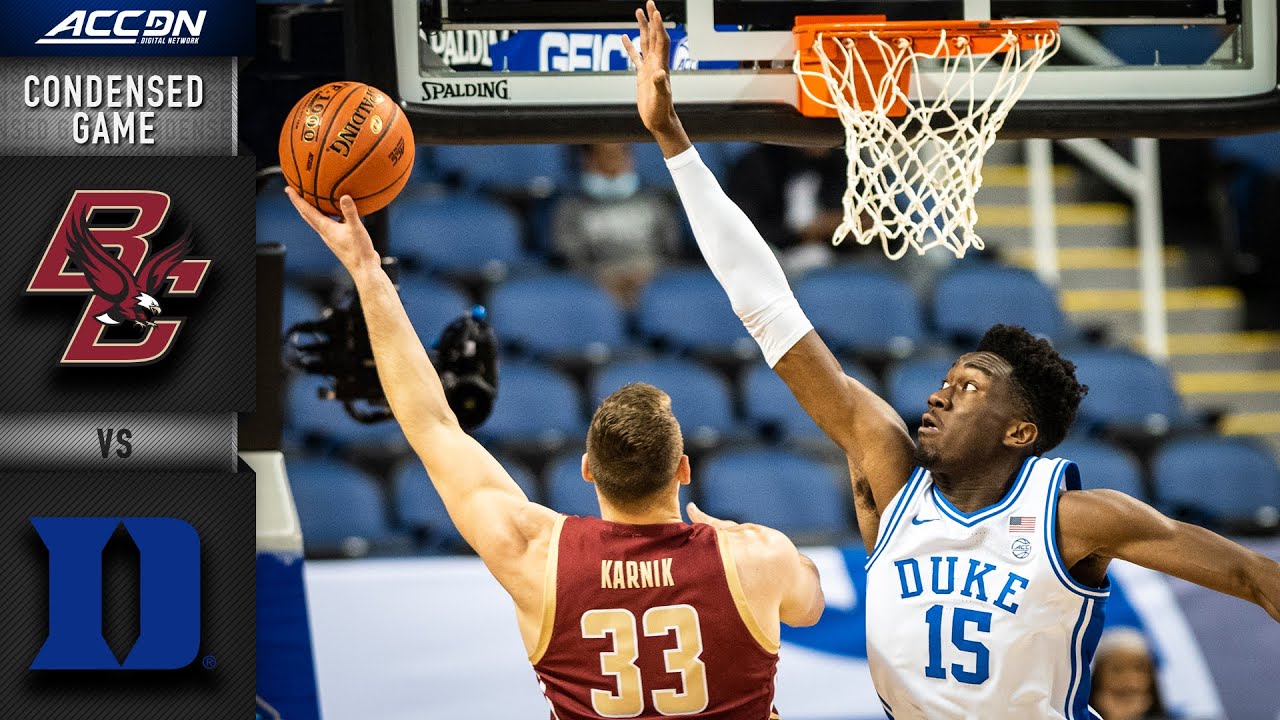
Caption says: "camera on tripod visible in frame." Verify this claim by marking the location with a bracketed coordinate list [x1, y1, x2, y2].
[283, 259, 498, 431]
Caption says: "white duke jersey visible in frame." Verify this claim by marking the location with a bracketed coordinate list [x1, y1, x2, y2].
[864, 456, 1109, 720]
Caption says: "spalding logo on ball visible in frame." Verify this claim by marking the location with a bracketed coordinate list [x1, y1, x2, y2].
[279, 82, 415, 216]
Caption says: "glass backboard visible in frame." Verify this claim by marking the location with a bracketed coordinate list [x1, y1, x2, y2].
[366, 0, 1279, 142]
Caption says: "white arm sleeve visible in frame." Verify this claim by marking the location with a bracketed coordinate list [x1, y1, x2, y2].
[665, 146, 813, 367]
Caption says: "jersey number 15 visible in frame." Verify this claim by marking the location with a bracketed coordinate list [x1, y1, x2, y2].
[924, 604, 991, 685]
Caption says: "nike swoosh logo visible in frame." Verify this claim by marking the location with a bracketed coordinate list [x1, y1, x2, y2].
[911, 516, 936, 525]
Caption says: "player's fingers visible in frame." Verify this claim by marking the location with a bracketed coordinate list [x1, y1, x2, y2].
[650, 2, 670, 67]
[621, 34, 642, 68]
[338, 195, 361, 225]
[635, 7, 649, 57]
[284, 186, 327, 232]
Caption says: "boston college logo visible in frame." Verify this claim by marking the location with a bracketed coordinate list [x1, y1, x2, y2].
[25, 190, 210, 365]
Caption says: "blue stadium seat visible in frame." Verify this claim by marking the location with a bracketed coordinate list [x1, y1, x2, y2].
[742, 361, 879, 443]
[1070, 349, 1183, 430]
[392, 455, 541, 552]
[710, 142, 756, 176]
[546, 452, 689, 519]
[932, 266, 1068, 345]
[1154, 437, 1280, 524]
[386, 194, 523, 277]
[546, 453, 601, 518]
[490, 273, 626, 361]
[795, 266, 924, 357]
[1048, 439, 1147, 501]
[1215, 132, 1280, 174]
[258, 194, 336, 275]
[700, 449, 851, 539]
[434, 144, 569, 195]
[281, 286, 322, 337]
[885, 357, 956, 424]
[593, 358, 739, 447]
[631, 142, 733, 189]
[474, 362, 585, 449]
[288, 458, 397, 556]
[636, 268, 754, 357]
[285, 374, 407, 449]
[397, 276, 471, 346]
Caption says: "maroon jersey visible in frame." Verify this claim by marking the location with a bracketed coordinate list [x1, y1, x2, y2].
[531, 515, 781, 720]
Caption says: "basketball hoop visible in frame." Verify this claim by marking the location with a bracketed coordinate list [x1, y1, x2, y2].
[793, 18, 1060, 260]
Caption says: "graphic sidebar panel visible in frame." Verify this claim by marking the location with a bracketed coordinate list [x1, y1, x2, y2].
[0, 1, 256, 716]
[0, 156, 254, 411]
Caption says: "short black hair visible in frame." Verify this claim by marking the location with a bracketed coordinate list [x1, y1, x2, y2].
[976, 324, 1088, 454]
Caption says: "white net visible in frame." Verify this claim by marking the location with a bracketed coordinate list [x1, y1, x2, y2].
[794, 26, 1060, 260]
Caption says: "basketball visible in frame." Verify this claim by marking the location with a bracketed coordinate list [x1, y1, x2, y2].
[279, 81, 415, 216]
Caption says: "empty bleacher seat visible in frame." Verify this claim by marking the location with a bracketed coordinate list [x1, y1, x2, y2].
[593, 358, 739, 448]
[387, 194, 523, 279]
[490, 273, 626, 362]
[259, 194, 336, 275]
[288, 457, 400, 557]
[285, 374, 406, 450]
[631, 142, 737, 189]
[281, 285, 323, 337]
[636, 268, 754, 357]
[1215, 132, 1280, 174]
[932, 265, 1069, 345]
[546, 452, 690, 519]
[1049, 439, 1148, 501]
[397, 276, 471, 346]
[434, 144, 568, 196]
[1154, 436, 1280, 529]
[742, 361, 879, 444]
[796, 266, 924, 357]
[474, 362, 585, 450]
[885, 356, 956, 424]
[546, 453, 601, 518]
[393, 455, 541, 553]
[699, 449, 851, 541]
[1070, 349, 1183, 432]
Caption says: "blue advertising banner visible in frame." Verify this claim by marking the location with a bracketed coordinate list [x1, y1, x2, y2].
[0, 0, 253, 56]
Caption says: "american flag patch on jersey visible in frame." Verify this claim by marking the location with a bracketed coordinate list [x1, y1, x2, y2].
[1009, 516, 1037, 533]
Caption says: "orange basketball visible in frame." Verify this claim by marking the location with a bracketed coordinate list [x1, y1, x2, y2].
[279, 81, 415, 216]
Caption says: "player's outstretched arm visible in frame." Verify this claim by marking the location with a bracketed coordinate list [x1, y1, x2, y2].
[285, 189, 559, 568]
[1059, 489, 1280, 623]
[623, 2, 915, 550]
[689, 503, 825, 628]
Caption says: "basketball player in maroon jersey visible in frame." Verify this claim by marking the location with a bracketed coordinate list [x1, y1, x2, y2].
[286, 187, 824, 719]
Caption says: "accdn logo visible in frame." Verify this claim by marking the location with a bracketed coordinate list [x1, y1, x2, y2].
[38, 10, 206, 46]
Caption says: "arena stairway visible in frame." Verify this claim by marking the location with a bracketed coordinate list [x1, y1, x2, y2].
[975, 142, 1280, 456]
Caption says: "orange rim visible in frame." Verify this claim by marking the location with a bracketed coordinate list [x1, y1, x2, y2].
[793, 16, 1060, 118]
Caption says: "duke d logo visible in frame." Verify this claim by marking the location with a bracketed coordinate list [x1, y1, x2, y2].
[25, 190, 211, 365]
[30, 517, 201, 671]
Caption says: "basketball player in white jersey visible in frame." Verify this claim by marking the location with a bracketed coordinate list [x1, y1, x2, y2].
[285, 185, 824, 719]
[623, 4, 1280, 718]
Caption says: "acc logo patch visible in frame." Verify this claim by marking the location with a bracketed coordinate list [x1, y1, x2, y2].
[1010, 537, 1032, 559]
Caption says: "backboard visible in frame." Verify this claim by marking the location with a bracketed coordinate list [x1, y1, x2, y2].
[361, 0, 1280, 142]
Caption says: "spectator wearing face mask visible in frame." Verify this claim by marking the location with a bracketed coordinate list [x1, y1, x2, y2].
[1090, 628, 1169, 720]
[552, 143, 681, 308]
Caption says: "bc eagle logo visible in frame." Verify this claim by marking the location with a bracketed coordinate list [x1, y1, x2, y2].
[25, 190, 210, 365]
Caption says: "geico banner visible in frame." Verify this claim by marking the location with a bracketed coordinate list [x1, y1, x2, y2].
[303, 547, 1232, 720]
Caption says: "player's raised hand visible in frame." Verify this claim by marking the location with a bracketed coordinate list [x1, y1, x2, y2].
[622, 1, 678, 134]
[285, 187, 380, 273]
